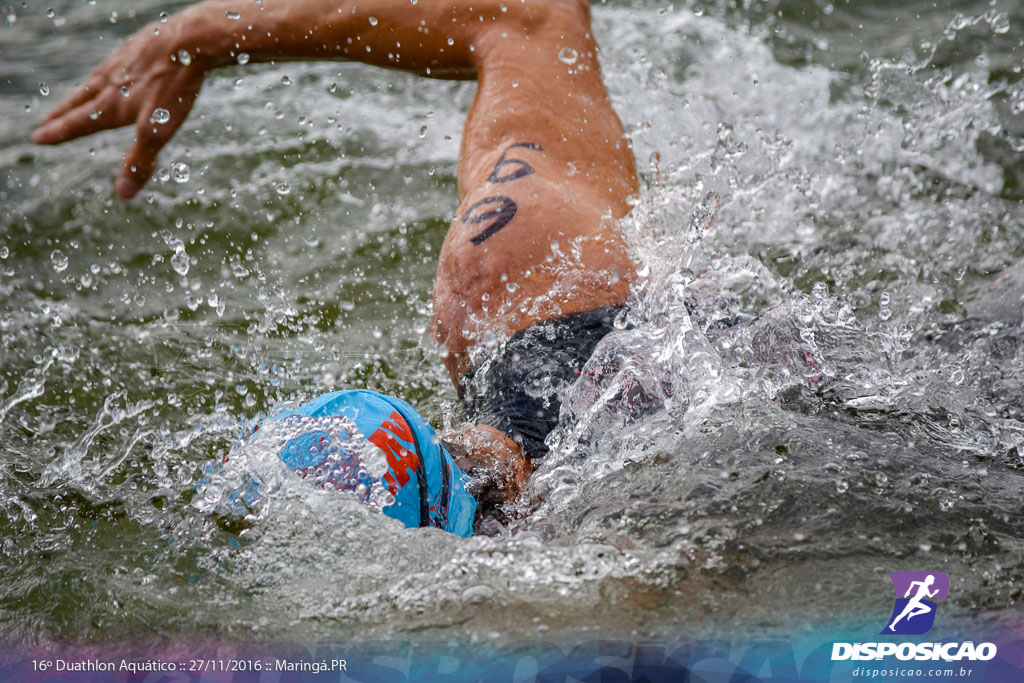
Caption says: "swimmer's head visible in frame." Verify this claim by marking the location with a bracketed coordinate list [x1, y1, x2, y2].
[266, 389, 478, 536]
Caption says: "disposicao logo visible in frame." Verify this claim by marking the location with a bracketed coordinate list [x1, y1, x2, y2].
[831, 571, 998, 663]
[882, 571, 948, 635]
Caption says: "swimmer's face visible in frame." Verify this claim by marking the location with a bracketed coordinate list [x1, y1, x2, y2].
[442, 423, 532, 503]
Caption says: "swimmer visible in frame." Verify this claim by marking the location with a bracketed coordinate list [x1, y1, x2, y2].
[33, 0, 639, 532]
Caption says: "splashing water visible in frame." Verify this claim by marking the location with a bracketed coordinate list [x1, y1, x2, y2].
[0, 0, 1022, 647]
[193, 413, 393, 518]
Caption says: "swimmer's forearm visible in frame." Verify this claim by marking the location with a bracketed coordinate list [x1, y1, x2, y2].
[32, 0, 560, 198]
[173, 0, 548, 78]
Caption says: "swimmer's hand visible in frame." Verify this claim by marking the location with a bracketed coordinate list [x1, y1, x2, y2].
[31, 18, 205, 199]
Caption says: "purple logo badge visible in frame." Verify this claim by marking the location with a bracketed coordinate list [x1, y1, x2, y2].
[881, 572, 949, 635]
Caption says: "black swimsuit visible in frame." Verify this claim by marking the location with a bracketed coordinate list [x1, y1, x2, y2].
[457, 306, 623, 459]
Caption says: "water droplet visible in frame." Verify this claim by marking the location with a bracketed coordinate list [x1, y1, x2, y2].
[990, 12, 1009, 34]
[159, 11, 169, 22]
[171, 161, 190, 183]
[150, 108, 170, 124]
[280, 75, 293, 86]
[368, 16, 378, 26]
[462, 585, 494, 602]
[177, 49, 192, 65]
[557, 47, 579, 65]
[38, 82, 49, 96]
[447, 37, 454, 46]
[811, 282, 828, 299]
[511, 80, 519, 88]
[120, 85, 130, 97]
[939, 497, 955, 512]
[419, 125, 427, 138]
[328, 82, 337, 93]
[481, 330, 499, 349]
[836, 480, 849, 494]
[88, 109, 100, 120]
[237, 52, 250, 65]
[409, 0, 418, 4]
[170, 246, 190, 276]
[0, 246, 8, 259]
[46, 8, 55, 18]
[225, 10, 241, 20]
[51, 249, 68, 272]
[275, 182, 291, 195]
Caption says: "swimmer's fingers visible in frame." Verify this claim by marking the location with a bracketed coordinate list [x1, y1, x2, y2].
[31, 84, 122, 145]
[40, 73, 107, 124]
[32, 49, 136, 142]
[32, 26, 188, 146]
[116, 72, 203, 198]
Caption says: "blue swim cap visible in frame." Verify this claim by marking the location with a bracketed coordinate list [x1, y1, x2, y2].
[266, 390, 476, 537]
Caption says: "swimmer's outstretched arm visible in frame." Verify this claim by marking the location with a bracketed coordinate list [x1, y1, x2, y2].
[32, 0, 555, 198]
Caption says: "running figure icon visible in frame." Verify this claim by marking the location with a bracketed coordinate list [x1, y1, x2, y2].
[887, 574, 940, 632]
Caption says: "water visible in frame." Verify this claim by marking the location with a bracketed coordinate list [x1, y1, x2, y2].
[1, 0, 1023, 648]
